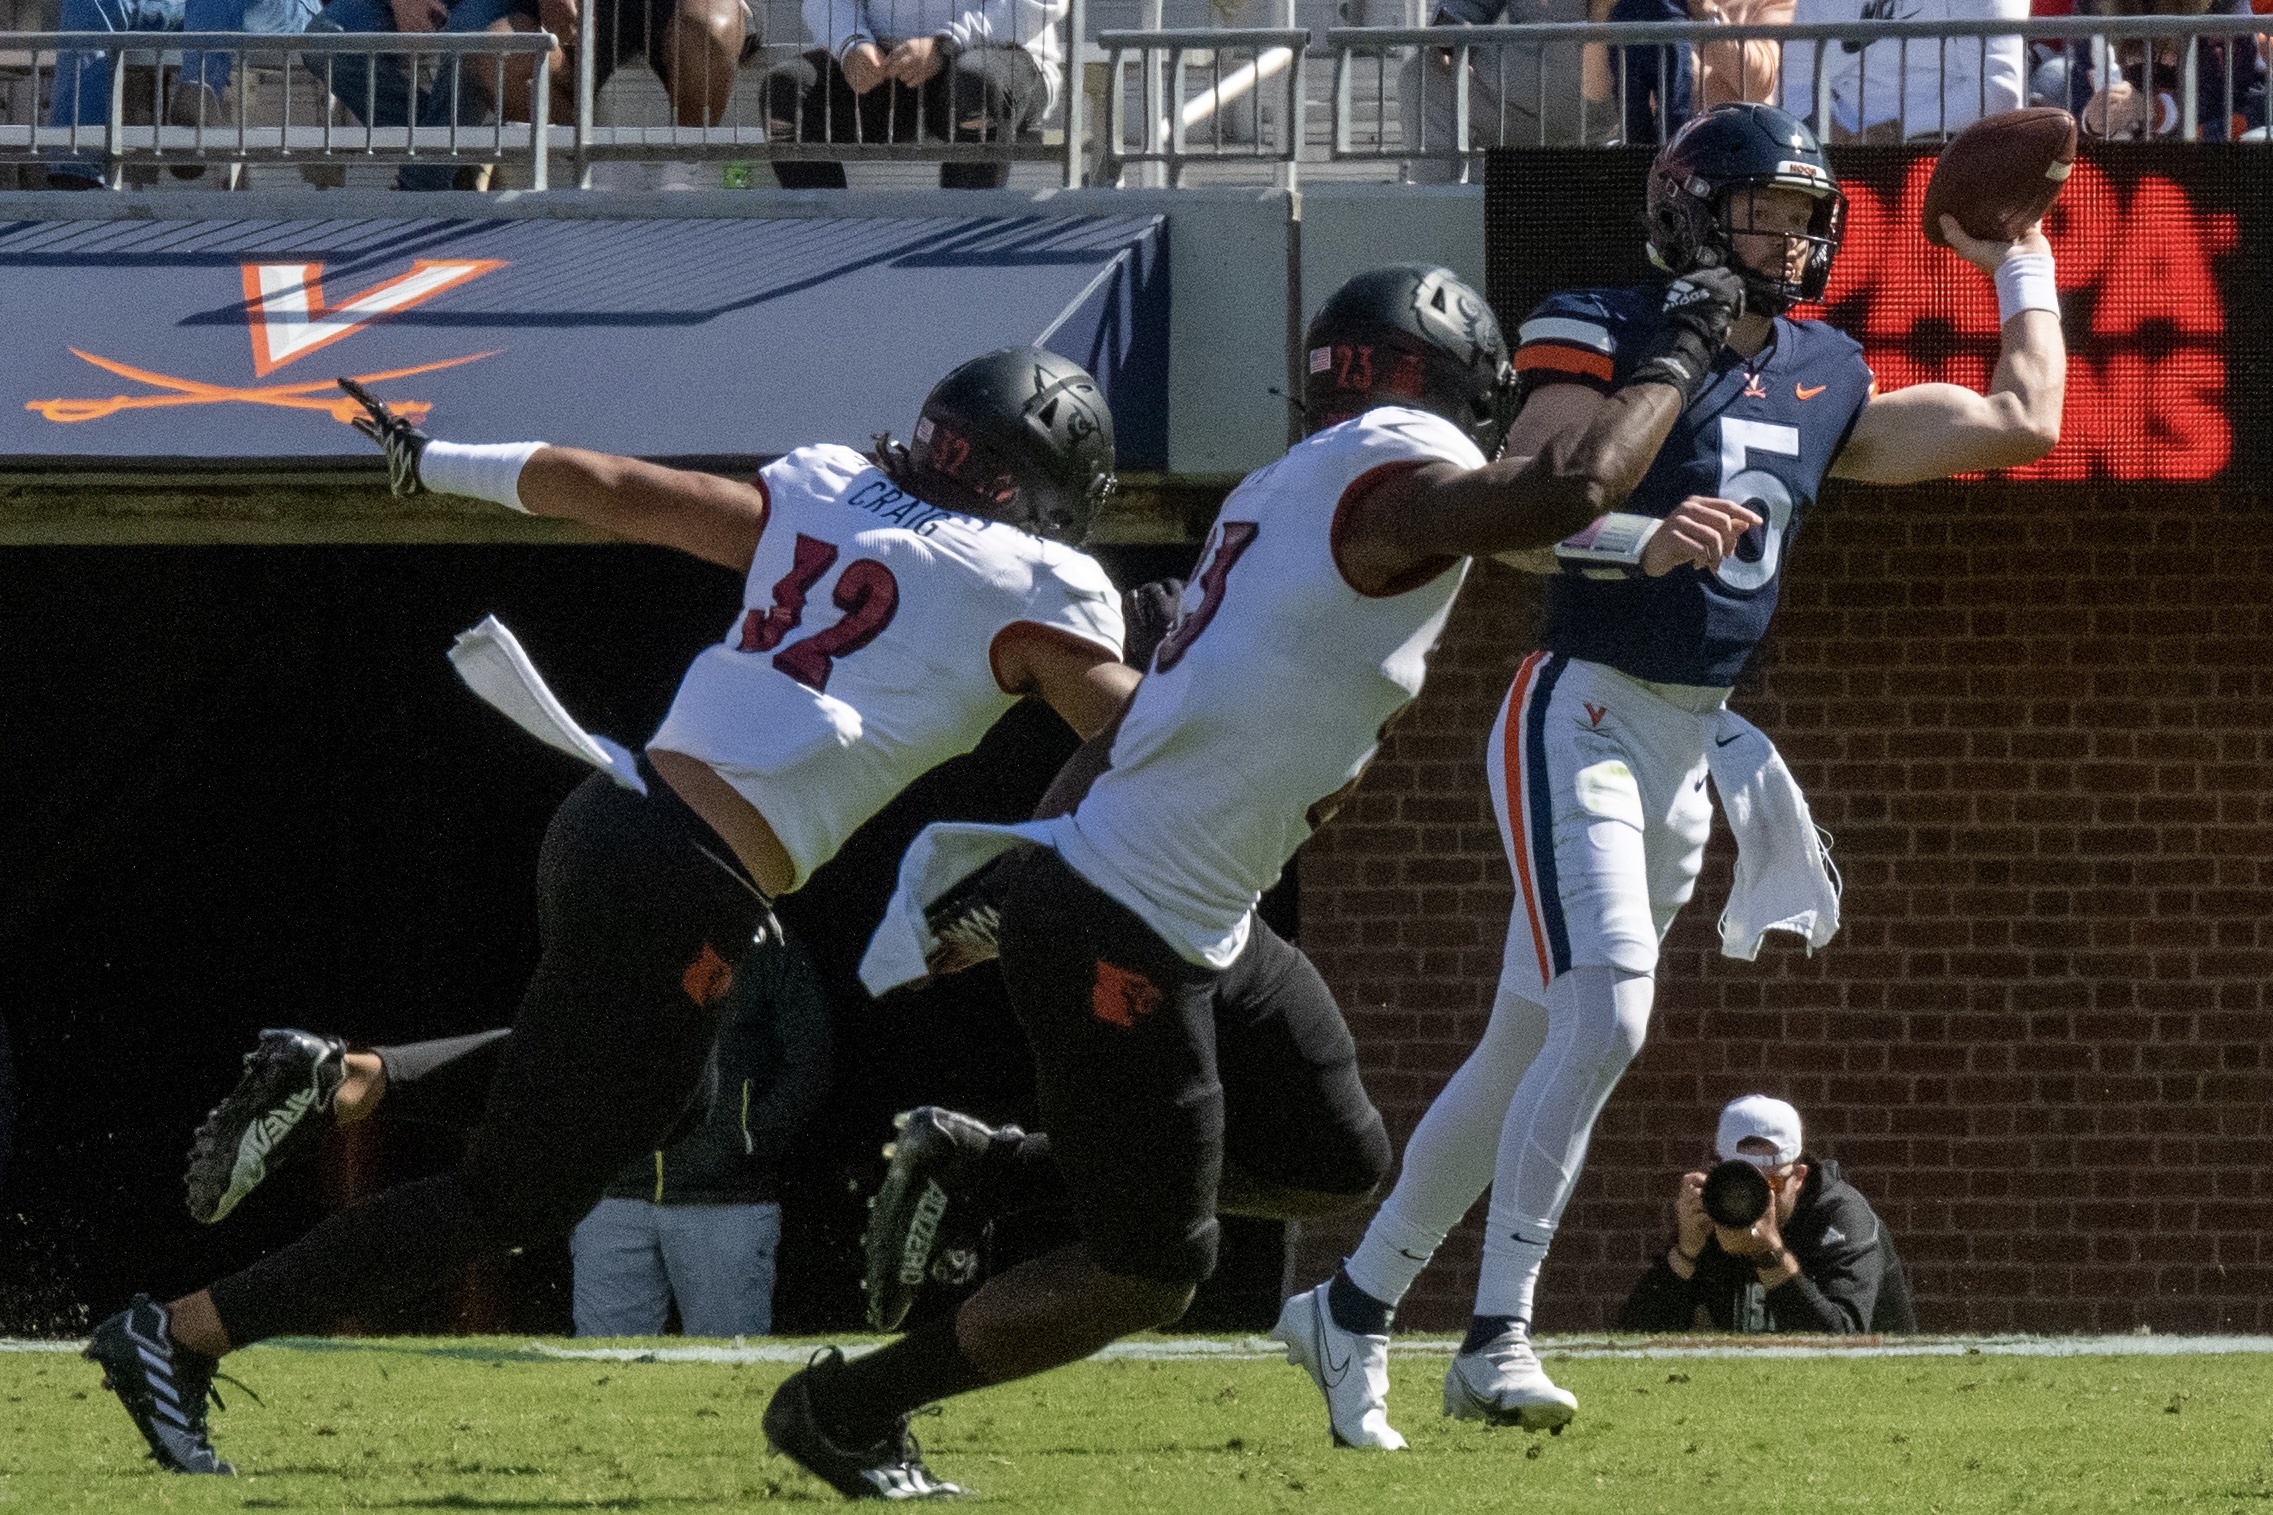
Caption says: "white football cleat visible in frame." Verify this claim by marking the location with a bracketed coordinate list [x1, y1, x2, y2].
[1270, 1283, 1407, 1450]
[1443, 1327, 1577, 1432]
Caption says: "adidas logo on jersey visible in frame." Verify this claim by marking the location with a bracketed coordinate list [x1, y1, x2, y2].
[898, 1179, 950, 1286]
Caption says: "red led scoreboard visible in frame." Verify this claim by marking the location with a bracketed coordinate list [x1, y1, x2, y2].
[1485, 147, 2268, 483]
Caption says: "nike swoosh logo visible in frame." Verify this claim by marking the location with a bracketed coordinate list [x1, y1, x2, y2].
[1320, 1337, 1353, 1387]
[1715, 733, 1744, 747]
[1795, 383, 1827, 400]
[1397, 1248, 1430, 1262]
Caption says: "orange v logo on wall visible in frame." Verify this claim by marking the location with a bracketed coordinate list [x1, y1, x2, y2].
[0, 214, 1172, 466]
[27, 259, 506, 431]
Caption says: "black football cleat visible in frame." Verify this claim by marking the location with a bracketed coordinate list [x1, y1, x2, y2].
[83, 1295, 239, 1475]
[763, 1350, 965, 1501]
[860, 1107, 1013, 1332]
[185, 1028, 348, 1224]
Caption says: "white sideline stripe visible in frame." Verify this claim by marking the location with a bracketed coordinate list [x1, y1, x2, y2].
[14, 1333, 2273, 1363]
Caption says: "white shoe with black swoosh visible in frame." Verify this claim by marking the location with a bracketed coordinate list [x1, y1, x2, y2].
[1443, 1325, 1577, 1432]
[1269, 1282, 1406, 1450]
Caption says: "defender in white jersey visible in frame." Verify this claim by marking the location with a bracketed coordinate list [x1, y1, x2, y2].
[83, 349, 1137, 1492]
[1290, 104, 2066, 1449]
[762, 261, 1755, 1496]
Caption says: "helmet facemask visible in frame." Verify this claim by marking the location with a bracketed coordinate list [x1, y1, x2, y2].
[1716, 181, 1845, 312]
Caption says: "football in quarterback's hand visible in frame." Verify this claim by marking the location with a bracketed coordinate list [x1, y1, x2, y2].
[1920, 107, 2077, 247]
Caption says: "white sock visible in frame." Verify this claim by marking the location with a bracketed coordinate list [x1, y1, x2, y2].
[418, 439, 544, 512]
[1343, 943, 1551, 1307]
[1473, 965, 1654, 1321]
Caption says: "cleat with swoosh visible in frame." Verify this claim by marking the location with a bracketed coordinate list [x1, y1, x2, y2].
[1270, 1282, 1406, 1450]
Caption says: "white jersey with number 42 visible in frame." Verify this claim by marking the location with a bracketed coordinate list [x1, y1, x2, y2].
[651, 442, 1125, 891]
[1047, 405, 1485, 967]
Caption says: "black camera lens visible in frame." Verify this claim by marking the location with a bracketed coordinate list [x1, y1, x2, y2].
[1702, 1159, 1772, 1229]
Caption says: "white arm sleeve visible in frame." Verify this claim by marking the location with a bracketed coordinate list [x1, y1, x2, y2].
[940, 0, 1064, 50]
[1979, 0, 2029, 117]
[806, 0, 875, 58]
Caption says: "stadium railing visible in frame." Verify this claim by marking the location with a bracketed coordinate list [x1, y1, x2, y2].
[1096, 25, 1309, 184]
[1327, 13, 2269, 161]
[0, 30, 556, 186]
[3, 10, 2260, 190]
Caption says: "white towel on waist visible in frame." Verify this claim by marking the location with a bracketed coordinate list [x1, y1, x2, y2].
[859, 820, 1054, 996]
[1706, 710, 1840, 961]
[448, 615, 646, 795]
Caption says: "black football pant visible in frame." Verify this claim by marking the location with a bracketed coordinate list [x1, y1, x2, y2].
[764, 46, 1045, 190]
[992, 846, 1392, 1286]
[205, 761, 771, 1347]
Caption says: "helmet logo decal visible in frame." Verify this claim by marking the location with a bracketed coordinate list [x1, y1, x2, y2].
[1310, 345, 1333, 374]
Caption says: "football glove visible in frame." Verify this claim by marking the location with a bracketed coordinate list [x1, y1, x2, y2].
[1121, 576, 1185, 672]
[1628, 268, 1746, 405]
[338, 377, 429, 497]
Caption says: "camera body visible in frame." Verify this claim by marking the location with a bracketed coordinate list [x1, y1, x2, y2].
[1701, 1158, 1772, 1229]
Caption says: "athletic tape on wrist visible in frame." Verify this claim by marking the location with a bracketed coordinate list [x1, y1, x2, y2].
[1993, 252, 2058, 324]
[418, 440, 544, 513]
[1555, 512, 1661, 579]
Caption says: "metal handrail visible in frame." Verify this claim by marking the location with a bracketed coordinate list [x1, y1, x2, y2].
[567, 0, 1087, 184]
[1098, 25, 1310, 182]
[1325, 13, 2271, 153]
[2, 29, 556, 186]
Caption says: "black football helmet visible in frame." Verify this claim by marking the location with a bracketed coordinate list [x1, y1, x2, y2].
[1302, 263, 1518, 459]
[1644, 102, 1846, 313]
[882, 347, 1116, 547]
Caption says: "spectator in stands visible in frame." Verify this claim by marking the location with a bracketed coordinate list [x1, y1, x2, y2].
[1778, 0, 2027, 139]
[571, 919, 830, 1338]
[1401, 0, 1618, 182]
[765, 0, 1066, 188]
[2064, 0, 2265, 139]
[1619, 1096, 1918, 1335]
[42, 0, 318, 190]
[544, 0, 756, 135]
[1607, 0, 1789, 143]
[314, 0, 550, 191]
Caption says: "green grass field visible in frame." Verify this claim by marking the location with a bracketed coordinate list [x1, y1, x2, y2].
[4, 1337, 2270, 1512]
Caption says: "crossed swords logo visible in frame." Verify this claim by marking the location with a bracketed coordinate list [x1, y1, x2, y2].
[25, 257, 505, 425]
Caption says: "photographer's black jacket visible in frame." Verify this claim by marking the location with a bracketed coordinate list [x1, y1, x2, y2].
[601, 928, 831, 1207]
[1617, 1156, 1916, 1334]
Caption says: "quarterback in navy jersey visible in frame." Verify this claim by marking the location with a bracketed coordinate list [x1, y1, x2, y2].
[1286, 101, 2064, 1449]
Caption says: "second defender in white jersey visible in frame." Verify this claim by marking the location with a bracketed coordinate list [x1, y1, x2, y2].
[82, 349, 1138, 1495]
[776, 261, 1759, 1496]
[1048, 403, 1482, 969]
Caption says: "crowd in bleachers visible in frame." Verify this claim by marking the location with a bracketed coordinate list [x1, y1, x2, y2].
[0, 0, 2262, 190]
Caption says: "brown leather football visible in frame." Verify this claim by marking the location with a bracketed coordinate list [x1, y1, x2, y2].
[1920, 107, 2078, 247]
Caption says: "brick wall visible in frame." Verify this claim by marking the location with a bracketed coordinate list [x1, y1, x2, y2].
[1294, 482, 2273, 1334]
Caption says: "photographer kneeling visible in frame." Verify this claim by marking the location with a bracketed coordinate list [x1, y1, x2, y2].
[1619, 1096, 1916, 1334]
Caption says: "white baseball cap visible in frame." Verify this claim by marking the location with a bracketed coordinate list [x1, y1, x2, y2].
[1716, 1095, 1803, 1166]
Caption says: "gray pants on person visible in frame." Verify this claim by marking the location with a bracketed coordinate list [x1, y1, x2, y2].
[570, 1196, 784, 1338]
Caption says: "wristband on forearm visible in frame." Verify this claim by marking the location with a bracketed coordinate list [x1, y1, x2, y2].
[1554, 511, 1660, 578]
[1993, 252, 2058, 323]
[417, 440, 544, 513]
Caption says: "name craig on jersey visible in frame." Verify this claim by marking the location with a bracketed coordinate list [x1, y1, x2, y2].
[845, 476, 963, 537]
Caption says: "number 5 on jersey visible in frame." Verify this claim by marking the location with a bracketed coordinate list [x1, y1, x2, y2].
[740, 532, 901, 692]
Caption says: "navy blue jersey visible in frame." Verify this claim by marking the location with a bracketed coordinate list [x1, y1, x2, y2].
[1516, 284, 1874, 688]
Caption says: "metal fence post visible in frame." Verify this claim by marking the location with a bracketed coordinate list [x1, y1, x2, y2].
[576, 0, 595, 188]
[1065, 0, 1086, 188]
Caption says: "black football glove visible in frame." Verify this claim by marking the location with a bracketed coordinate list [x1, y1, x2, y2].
[338, 377, 430, 497]
[1121, 576, 1185, 672]
[1628, 267, 1746, 405]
